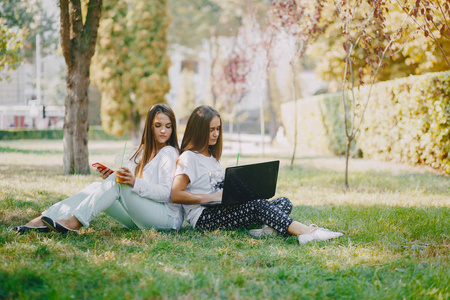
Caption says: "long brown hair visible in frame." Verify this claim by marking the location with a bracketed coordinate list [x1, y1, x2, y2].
[181, 105, 222, 160]
[130, 103, 179, 178]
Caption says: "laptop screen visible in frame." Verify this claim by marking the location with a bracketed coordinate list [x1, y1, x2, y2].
[221, 160, 280, 205]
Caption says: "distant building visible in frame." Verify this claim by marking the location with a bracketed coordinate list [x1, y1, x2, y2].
[0, 54, 65, 129]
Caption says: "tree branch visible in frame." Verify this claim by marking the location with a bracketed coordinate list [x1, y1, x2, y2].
[70, 0, 83, 42]
[349, 44, 357, 137]
[354, 11, 411, 134]
[423, 14, 450, 66]
[342, 44, 351, 139]
[84, 0, 102, 59]
[396, 0, 450, 67]
[60, 0, 71, 65]
[436, 0, 450, 34]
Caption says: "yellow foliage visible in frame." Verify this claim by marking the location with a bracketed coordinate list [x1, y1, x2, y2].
[113, 23, 122, 35]
[309, 2, 450, 90]
[92, 0, 170, 137]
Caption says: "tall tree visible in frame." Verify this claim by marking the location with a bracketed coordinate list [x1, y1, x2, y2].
[60, 0, 102, 175]
[92, 0, 170, 144]
[336, 0, 409, 188]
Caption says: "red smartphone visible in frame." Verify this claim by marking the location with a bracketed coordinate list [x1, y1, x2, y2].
[92, 162, 114, 173]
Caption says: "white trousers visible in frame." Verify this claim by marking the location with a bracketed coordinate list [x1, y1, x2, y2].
[42, 174, 175, 230]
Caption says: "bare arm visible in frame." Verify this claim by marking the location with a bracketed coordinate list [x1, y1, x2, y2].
[171, 174, 222, 204]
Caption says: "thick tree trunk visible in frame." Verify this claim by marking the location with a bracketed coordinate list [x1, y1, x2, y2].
[63, 58, 90, 174]
[60, 0, 102, 175]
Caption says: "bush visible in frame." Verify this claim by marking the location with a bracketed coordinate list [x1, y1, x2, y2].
[0, 126, 129, 141]
[358, 71, 450, 173]
[281, 92, 357, 156]
[0, 129, 63, 140]
[281, 70, 450, 173]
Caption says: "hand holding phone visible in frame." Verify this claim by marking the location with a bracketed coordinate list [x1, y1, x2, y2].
[92, 162, 114, 173]
[92, 162, 114, 179]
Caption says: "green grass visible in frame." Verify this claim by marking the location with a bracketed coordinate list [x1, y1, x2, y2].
[1, 140, 449, 299]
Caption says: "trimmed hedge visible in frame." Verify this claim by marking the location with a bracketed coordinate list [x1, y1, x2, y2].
[358, 71, 450, 173]
[0, 126, 129, 141]
[281, 92, 355, 156]
[0, 129, 63, 140]
[281, 70, 450, 173]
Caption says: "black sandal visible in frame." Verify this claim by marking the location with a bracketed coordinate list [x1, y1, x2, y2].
[14, 225, 51, 234]
[41, 216, 79, 234]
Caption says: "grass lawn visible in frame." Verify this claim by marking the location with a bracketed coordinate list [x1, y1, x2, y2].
[0, 140, 449, 299]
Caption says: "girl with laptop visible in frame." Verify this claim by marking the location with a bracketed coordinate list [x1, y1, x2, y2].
[15, 104, 183, 234]
[171, 105, 343, 245]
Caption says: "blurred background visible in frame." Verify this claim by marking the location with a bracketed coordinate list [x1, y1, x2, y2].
[1, 0, 449, 168]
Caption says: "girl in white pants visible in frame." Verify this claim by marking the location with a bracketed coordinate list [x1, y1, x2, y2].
[16, 104, 183, 233]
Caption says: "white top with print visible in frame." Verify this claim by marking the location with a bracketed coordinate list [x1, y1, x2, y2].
[174, 150, 224, 227]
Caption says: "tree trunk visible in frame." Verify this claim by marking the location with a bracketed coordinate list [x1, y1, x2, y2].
[344, 137, 352, 190]
[259, 94, 265, 157]
[290, 62, 298, 168]
[60, 0, 102, 175]
[208, 34, 220, 107]
[130, 129, 140, 147]
[265, 73, 278, 142]
[63, 58, 90, 174]
[228, 106, 235, 134]
[130, 110, 141, 146]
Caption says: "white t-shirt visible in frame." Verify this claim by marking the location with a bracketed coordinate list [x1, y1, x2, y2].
[127, 145, 184, 229]
[174, 150, 224, 227]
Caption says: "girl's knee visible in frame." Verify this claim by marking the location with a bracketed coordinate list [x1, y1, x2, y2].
[271, 197, 292, 208]
[279, 197, 293, 214]
[252, 199, 271, 211]
[279, 197, 292, 205]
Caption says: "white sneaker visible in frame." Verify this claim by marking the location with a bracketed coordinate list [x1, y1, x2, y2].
[249, 225, 278, 238]
[298, 224, 343, 245]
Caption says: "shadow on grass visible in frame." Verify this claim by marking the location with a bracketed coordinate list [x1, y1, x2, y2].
[0, 164, 63, 177]
[1, 164, 101, 181]
[0, 146, 63, 155]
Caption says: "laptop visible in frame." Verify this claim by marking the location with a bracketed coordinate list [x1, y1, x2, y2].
[202, 160, 280, 207]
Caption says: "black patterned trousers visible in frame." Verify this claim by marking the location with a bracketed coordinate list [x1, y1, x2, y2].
[196, 197, 294, 236]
